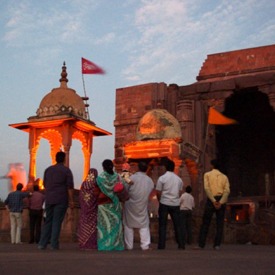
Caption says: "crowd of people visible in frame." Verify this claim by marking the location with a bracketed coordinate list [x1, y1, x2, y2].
[4, 152, 230, 252]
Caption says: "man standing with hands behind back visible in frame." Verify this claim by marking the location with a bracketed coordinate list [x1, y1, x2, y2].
[38, 151, 74, 250]
[123, 161, 154, 251]
[197, 159, 230, 250]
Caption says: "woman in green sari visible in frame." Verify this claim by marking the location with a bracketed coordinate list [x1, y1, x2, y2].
[97, 159, 124, 251]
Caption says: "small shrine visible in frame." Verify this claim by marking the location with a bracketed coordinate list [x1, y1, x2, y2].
[9, 62, 111, 187]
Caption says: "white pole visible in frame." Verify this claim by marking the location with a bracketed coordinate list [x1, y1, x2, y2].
[81, 74, 90, 120]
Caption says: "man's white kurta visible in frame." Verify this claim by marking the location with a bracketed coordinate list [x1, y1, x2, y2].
[123, 172, 154, 228]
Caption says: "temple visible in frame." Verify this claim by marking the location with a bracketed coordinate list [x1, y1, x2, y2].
[114, 44, 275, 208]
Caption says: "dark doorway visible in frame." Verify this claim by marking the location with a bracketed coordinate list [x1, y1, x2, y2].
[216, 87, 275, 196]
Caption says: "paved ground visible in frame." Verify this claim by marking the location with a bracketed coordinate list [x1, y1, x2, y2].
[0, 241, 274, 275]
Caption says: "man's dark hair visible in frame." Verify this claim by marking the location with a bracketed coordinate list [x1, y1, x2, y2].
[56, 151, 66, 163]
[16, 183, 23, 191]
[165, 159, 175, 172]
[138, 161, 148, 173]
[33, 185, 39, 192]
[102, 159, 114, 175]
[185, 185, 192, 193]
[210, 159, 220, 170]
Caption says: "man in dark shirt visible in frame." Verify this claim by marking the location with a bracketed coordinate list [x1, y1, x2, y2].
[5, 183, 30, 244]
[38, 151, 74, 250]
[28, 185, 45, 244]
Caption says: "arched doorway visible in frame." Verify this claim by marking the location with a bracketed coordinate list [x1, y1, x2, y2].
[216, 87, 275, 196]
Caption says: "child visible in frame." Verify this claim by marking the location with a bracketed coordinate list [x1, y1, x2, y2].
[120, 163, 133, 185]
[179, 185, 195, 245]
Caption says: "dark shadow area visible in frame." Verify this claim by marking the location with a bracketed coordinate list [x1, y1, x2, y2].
[216, 87, 275, 196]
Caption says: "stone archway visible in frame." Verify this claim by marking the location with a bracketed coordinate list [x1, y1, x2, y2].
[216, 87, 275, 196]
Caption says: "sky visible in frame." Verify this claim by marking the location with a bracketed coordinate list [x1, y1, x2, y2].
[0, 0, 274, 199]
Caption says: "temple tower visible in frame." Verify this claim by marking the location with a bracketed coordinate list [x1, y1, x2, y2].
[114, 44, 275, 205]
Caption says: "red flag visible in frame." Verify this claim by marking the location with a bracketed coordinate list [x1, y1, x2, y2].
[208, 107, 238, 125]
[81, 57, 105, 74]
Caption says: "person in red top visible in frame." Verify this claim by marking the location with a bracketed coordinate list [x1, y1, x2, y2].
[28, 185, 45, 244]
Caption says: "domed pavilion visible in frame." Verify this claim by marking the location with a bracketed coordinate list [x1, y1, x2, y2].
[9, 62, 111, 186]
[123, 108, 183, 174]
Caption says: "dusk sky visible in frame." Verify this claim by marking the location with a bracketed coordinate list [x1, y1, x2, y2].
[0, 0, 274, 199]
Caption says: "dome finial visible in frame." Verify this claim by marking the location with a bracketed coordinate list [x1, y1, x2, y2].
[59, 61, 68, 86]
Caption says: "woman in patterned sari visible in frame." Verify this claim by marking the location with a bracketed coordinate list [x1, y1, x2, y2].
[78, 168, 99, 249]
[97, 159, 124, 251]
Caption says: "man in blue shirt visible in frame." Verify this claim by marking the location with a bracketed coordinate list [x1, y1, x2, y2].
[5, 183, 30, 244]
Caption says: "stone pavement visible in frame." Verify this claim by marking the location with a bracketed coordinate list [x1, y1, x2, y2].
[0, 241, 274, 275]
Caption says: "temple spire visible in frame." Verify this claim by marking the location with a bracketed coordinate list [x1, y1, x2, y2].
[59, 61, 68, 87]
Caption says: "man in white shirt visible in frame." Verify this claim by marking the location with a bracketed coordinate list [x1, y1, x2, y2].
[123, 161, 154, 251]
[179, 185, 195, 245]
[156, 159, 185, 250]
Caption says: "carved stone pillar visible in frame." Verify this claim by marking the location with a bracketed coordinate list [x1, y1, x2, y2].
[83, 150, 91, 180]
[266, 90, 275, 110]
[176, 100, 195, 142]
[29, 147, 37, 183]
[28, 128, 37, 184]
[63, 145, 71, 167]
[172, 158, 182, 175]
[62, 122, 72, 167]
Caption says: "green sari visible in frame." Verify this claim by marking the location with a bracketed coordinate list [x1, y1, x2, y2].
[97, 171, 124, 251]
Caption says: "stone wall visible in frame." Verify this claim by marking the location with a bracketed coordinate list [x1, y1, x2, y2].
[1, 207, 274, 245]
[197, 44, 275, 81]
[0, 207, 79, 243]
[114, 44, 275, 205]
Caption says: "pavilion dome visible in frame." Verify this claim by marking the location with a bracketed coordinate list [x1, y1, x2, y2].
[136, 109, 182, 140]
[36, 63, 86, 119]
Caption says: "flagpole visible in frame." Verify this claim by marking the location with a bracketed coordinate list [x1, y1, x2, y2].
[81, 57, 105, 120]
[202, 123, 210, 158]
[81, 73, 90, 120]
[202, 107, 211, 174]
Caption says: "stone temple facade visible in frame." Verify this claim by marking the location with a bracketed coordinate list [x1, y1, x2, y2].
[113, 44, 275, 244]
[114, 44, 275, 208]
